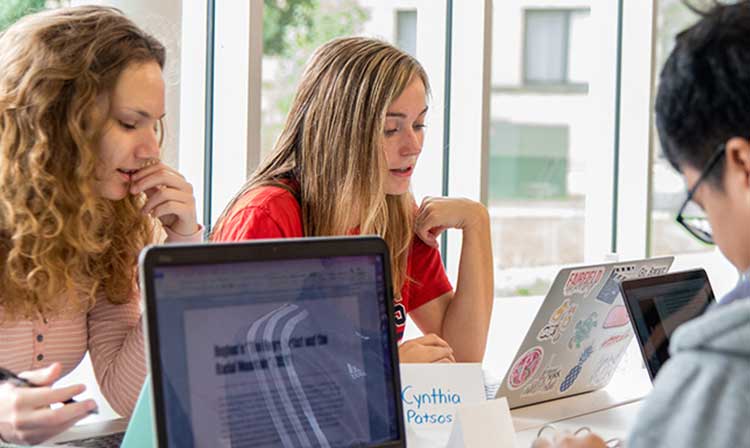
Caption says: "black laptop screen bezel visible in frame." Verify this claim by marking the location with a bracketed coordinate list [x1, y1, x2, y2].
[618, 268, 715, 381]
[139, 236, 405, 448]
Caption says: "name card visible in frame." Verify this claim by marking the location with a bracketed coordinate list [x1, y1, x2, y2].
[400, 363, 486, 447]
[446, 397, 518, 448]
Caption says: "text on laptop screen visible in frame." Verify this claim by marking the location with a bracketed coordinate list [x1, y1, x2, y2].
[625, 275, 713, 377]
[151, 255, 399, 447]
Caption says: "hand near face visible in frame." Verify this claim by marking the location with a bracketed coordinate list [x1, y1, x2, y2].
[129, 161, 198, 235]
[414, 197, 489, 248]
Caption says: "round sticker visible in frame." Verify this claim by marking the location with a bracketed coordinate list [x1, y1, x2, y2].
[508, 346, 544, 390]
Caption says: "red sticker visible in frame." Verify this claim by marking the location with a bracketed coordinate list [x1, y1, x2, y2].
[564, 267, 606, 297]
[603, 305, 629, 329]
[600, 330, 630, 349]
[508, 346, 544, 390]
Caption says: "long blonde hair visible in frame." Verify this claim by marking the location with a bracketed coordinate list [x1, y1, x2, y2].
[0, 6, 165, 319]
[213, 37, 430, 294]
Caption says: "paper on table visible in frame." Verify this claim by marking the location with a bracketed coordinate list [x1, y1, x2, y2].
[447, 397, 518, 448]
[400, 363, 486, 447]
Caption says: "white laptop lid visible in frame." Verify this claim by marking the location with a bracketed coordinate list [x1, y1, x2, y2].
[496, 257, 674, 408]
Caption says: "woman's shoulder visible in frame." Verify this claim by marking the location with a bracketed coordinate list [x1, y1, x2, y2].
[215, 183, 303, 241]
[227, 183, 301, 220]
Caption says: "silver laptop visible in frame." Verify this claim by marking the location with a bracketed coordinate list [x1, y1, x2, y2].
[495, 257, 674, 408]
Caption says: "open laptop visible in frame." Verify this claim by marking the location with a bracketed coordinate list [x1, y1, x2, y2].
[619, 269, 715, 380]
[44, 237, 405, 448]
[495, 257, 674, 409]
[139, 237, 405, 447]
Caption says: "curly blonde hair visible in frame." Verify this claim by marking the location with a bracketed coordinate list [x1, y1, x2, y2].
[0, 6, 165, 319]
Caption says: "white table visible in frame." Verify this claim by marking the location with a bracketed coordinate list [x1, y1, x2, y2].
[48, 393, 644, 447]
[515, 401, 642, 446]
[51, 296, 652, 446]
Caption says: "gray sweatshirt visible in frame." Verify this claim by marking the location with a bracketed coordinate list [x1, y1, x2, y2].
[627, 293, 750, 448]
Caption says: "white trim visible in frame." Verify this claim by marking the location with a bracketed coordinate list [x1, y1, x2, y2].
[614, 0, 657, 259]
[410, 0, 448, 205]
[445, 0, 492, 281]
[178, 1, 207, 224]
[581, 1, 619, 263]
[246, 0, 264, 177]
[209, 0, 258, 225]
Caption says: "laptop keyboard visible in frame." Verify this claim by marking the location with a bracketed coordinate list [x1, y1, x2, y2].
[485, 381, 501, 399]
[59, 432, 124, 448]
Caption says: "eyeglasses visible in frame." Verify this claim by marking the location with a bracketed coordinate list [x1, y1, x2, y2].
[675, 143, 726, 245]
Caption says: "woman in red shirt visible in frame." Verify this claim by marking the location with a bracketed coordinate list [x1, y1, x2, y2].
[212, 37, 493, 364]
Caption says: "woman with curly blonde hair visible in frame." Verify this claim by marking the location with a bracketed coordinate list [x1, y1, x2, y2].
[0, 6, 200, 445]
[212, 37, 493, 365]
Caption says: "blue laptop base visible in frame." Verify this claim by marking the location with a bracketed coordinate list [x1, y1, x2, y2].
[120, 378, 155, 448]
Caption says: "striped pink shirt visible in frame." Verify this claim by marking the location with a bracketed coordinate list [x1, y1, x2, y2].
[0, 227, 202, 417]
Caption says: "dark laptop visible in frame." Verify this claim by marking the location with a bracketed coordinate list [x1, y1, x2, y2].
[139, 237, 406, 447]
[619, 269, 715, 380]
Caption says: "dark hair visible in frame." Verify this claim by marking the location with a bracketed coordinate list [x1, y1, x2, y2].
[655, 0, 750, 187]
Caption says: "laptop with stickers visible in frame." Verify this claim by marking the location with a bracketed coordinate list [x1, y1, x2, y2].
[494, 257, 674, 409]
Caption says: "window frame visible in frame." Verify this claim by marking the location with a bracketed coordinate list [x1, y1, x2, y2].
[203, 0, 731, 296]
[521, 7, 591, 91]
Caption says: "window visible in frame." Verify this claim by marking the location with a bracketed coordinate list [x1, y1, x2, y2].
[203, 0, 453, 232]
[523, 8, 590, 89]
[0, 0, 69, 30]
[489, 1, 617, 298]
[260, 0, 372, 165]
[648, 0, 736, 296]
[395, 10, 417, 56]
[205, 1, 739, 373]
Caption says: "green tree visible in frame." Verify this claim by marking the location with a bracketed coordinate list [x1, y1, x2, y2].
[263, 0, 317, 57]
[0, 0, 46, 31]
[261, 0, 369, 154]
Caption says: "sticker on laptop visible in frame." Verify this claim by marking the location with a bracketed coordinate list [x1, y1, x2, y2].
[564, 267, 606, 297]
[559, 345, 594, 393]
[568, 312, 598, 350]
[638, 264, 670, 278]
[599, 330, 631, 350]
[603, 305, 629, 329]
[537, 299, 578, 344]
[521, 355, 562, 397]
[508, 346, 544, 390]
[595, 264, 638, 304]
[589, 345, 628, 388]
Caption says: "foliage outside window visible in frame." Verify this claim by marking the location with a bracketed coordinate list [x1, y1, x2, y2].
[261, 0, 369, 154]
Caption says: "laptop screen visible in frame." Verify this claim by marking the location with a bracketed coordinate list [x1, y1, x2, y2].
[620, 269, 715, 379]
[149, 254, 399, 447]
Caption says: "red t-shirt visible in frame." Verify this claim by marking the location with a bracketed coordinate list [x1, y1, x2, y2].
[213, 185, 453, 341]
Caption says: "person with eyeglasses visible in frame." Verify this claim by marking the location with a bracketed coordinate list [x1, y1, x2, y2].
[534, 1, 750, 447]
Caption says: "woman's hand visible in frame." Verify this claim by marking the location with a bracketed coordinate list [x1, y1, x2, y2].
[0, 363, 97, 446]
[399, 334, 456, 363]
[414, 197, 489, 248]
[130, 161, 198, 236]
